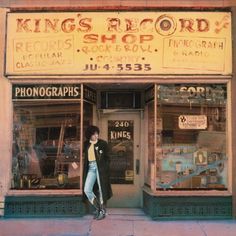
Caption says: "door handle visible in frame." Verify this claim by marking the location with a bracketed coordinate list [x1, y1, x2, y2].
[136, 159, 140, 175]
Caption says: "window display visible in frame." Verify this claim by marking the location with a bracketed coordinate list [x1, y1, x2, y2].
[153, 84, 228, 190]
[11, 84, 96, 190]
[12, 101, 81, 189]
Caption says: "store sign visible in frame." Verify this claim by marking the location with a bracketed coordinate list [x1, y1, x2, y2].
[5, 12, 232, 76]
[158, 84, 226, 104]
[178, 115, 207, 129]
[12, 84, 81, 100]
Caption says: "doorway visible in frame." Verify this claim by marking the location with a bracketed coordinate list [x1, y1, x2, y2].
[98, 112, 142, 207]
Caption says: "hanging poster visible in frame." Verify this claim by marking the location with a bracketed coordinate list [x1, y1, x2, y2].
[108, 120, 134, 184]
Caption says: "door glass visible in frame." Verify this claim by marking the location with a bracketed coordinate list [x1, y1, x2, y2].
[108, 120, 134, 184]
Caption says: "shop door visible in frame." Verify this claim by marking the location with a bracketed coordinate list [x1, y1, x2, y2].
[99, 112, 142, 207]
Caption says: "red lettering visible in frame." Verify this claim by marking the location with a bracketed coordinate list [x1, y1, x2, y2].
[179, 18, 195, 32]
[83, 34, 98, 43]
[107, 18, 122, 32]
[16, 19, 32, 32]
[78, 17, 92, 32]
[61, 18, 75, 33]
[125, 18, 139, 32]
[197, 18, 209, 32]
[122, 34, 137, 44]
[101, 34, 116, 43]
[34, 19, 41, 33]
[44, 19, 59, 33]
[140, 35, 153, 43]
[140, 19, 153, 32]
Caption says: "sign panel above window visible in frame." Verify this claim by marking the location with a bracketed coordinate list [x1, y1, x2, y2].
[12, 84, 81, 100]
[5, 11, 232, 76]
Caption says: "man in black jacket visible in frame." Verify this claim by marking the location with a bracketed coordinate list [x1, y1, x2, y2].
[83, 125, 113, 220]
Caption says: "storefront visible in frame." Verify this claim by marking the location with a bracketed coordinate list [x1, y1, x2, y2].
[0, 8, 235, 219]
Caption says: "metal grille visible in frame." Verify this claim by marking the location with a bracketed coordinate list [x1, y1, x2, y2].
[143, 191, 232, 220]
[4, 196, 85, 217]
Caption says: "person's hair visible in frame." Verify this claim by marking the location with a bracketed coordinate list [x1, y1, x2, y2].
[85, 125, 100, 140]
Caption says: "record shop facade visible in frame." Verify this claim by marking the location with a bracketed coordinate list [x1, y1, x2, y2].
[0, 3, 236, 220]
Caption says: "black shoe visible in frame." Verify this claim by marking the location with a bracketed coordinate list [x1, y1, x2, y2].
[92, 198, 106, 220]
[96, 209, 106, 220]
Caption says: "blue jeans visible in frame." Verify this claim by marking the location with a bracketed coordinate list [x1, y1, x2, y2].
[84, 161, 103, 204]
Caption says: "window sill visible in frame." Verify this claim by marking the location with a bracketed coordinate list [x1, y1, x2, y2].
[7, 189, 82, 196]
[143, 185, 232, 196]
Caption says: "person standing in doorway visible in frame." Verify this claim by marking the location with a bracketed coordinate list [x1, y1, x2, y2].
[83, 125, 113, 220]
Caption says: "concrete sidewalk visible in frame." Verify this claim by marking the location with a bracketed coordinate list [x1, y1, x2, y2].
[0, 209, 236, 236]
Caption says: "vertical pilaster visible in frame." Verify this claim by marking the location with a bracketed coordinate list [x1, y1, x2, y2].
[231, 7, 236, 218]
[0, 8, 11, 216]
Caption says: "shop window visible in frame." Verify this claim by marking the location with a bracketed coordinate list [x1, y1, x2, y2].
[152, 84, 228, 190]
[12, 101, 82, 189]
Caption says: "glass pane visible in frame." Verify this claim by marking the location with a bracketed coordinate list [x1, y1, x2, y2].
[108, 120, 134, 184]
[12, 101, 81, 189]
[156, 84, 228, 190]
